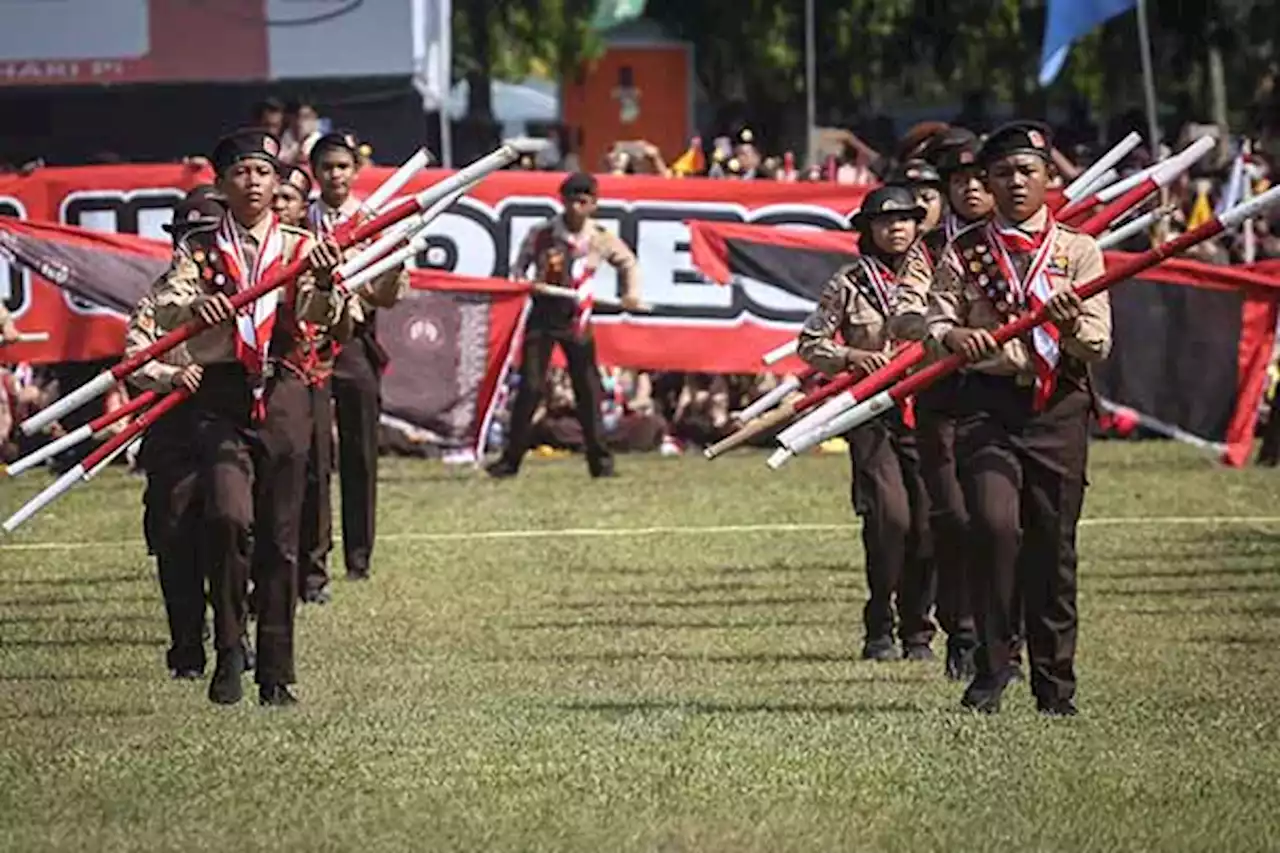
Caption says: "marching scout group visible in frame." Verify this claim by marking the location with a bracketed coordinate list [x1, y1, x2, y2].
[42, 117, 1102, 715]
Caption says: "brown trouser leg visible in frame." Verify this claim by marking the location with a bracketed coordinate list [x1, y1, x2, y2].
[143, 417, 206, 672]
[252, 372, 313, 686]
[956, 376, 1089, 704]
[298, 379, 333, 595]
[847, 415, 933, 645]
[916, 381, 976, 646]
[560, 334, 613, 474]
[332, 342, 380, 576]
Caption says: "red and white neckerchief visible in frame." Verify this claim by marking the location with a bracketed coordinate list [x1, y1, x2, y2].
[214, 212, 287, 419]
[985, 212, 1060, 409]
[857, 254, 897, 316]
[561, 225, 598, 337]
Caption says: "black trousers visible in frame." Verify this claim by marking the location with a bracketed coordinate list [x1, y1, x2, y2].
[915, 379, 977, 646]
[298, 378, 333, 594]
[332, 340, 380, 577]
[846, 413, 934, 646]
[953, 374, 1090, 706]
[502, 328, 612, 474]
[140, 407, 206, 672]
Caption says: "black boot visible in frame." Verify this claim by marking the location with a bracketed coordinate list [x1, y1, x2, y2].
[486, 458, 519, 479]
[208, 647, 245, 705]
[960, 665, 1019, 714]
[860, 636, 901, 662]
[259, 683, 299, 707]
[944, 638, 978, 681]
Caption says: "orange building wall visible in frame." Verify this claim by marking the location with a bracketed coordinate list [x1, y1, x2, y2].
[560, 42, 693, 172]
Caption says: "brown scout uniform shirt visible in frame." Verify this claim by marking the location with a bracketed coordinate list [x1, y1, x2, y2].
[512, 216, 640, 329]
[124, 287, 193, 394]
[798, 256, 901, 377]
[152, 214, 348, 365]
[925, 206, 1112, 380]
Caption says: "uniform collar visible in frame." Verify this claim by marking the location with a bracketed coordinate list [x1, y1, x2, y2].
[555, 215, 592, 243]
[231, 210, 274, 244]
[995, 205, 1050, 237]
[316, 194, 361, 220]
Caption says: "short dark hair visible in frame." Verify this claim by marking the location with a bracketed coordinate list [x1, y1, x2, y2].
[252, 97, 286, 121]
[559, 172, 598, 198]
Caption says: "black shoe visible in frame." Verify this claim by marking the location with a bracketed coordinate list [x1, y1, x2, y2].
[944, 641, 978, 681]
[208, 649, 245, 705]
[903, 644, 935, 662]
[960, 666, 1019, 714]
[486, 459, 519, 479]
[345, 568, 370, 582]
[860, 637, 901, 662]
[258, 683, 298, 707]
[301, 584, 332, 604]
[170, 666, 204, 680]
[589, 459, 617, 479]
[1038, 699, 1078, 718]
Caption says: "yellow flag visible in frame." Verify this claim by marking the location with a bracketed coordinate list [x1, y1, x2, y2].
[1186, 183, 1213, 230]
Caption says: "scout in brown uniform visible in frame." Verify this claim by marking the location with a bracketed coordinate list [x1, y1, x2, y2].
[798, 186, 934, 662]
[486, 172, 642, 479]
[126, 188, 225, 678]
[275, 164, 338, 603]
[153, 128, 349, 706]
[891, 128, 994, 680]
[308, 131, 409, 582]
[925, 121, 1111, 715]
[890, 159, 945, 233]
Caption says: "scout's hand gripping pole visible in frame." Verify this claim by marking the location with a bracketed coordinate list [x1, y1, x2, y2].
[19, 142, 531, 438]
[766, 183, 1280, 469]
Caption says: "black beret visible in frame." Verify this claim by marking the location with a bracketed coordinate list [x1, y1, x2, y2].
[308, 130, 361, 167]
[559, 172, 599, 198]
[978, 120, 1054, 166]
[210, 128, 281, 177]
[850, 184, 927, 230]
[163, 184, 225, 235]
[280, 165, 313, 198]
[924, 127, 982, 175]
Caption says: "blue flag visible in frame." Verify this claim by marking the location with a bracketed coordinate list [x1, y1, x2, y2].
[1039, 0, 1137, 86]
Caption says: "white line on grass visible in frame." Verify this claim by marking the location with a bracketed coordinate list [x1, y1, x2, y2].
[2, 515, 1280, 553]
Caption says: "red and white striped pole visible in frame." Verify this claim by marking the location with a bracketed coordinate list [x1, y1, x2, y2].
[767, 183, 1280, 468]
[5, 389, 158, 477]
[19, 142, 533, 438]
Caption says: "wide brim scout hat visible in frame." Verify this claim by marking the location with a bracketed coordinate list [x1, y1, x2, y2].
[163, 184, 226, 234]
[977, 120, 1054, 167]
[307, 130, 361, 169]
[849, 185, 928, 230]
[210, 128, 282, 177]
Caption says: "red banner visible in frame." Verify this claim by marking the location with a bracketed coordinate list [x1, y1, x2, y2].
[0, 164, 871, 372]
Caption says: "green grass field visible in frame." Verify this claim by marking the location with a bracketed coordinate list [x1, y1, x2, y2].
[2, 442, 1279, 852]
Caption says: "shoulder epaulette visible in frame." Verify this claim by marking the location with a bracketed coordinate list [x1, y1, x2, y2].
[279, 223, 313, 238]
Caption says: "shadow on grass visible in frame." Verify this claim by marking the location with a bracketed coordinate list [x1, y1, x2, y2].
[0, 573, 149, 587]
[0, 670, 154, 682]
[0, 593, 155, 607]
[1097, 565, 1280, 581]
[1122, 604, 1280, 618]
[713, 561, 856, 576]
[1, 612, 155, 626]
[1090, 581, 1280, 597]
[0, 706, 158, 722]
[504, 650, 855, 664]
[1187, 634, 1280, 647]
[0, 635, 165, 648]
[509, 616, 838, 631]
[550, 697, 921, 716]
[551, 594, 849, 612]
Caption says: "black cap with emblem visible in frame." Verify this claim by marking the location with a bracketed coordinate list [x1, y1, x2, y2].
[925, 127, 982, 177]
[308, 130, 361, 168]
[849, 184, 927, 231]
[280, 165, 313, 198]
[163, 184, 226, 238]
[887, 158, 942, 188]
[210, 128, 282, 177]
[977, 120, 1054, 167]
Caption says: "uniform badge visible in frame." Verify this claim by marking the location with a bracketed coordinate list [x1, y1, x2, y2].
[208, 250, 220, 264]
[1047, 253, 1070, 276]
[137, 311, 156, 335]
[214, 274, 226, 287]
[977, 274, 990, 287]
[976, 245, 990, 256]
[969, 260, 983, 273]
[192, 250, 206, 264]
[201, 266, 214, 281]
[996, 300, 1011, 314]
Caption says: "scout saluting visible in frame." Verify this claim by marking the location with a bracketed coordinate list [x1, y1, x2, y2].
[925, 121, 1111, 716]
[152, 128, 350, 707]
[797, 185, 934, 662]
[892, 127, 996, 681]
